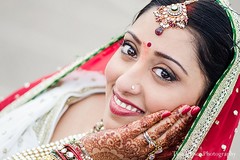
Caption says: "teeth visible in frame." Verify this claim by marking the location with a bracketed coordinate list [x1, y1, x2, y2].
[120, 103, 127, 108]
[114, 95, 141, 113]
[116, 99, 121, 105]
[126, 105, 132, 111]
[131, 108, 138, 112]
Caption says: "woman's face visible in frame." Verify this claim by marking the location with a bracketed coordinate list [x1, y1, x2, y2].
[103, 8, 206, 129]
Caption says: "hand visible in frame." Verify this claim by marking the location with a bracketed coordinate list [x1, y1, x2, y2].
[81, 105, 200, 160]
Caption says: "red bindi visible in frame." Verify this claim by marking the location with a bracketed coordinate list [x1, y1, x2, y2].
[147, 42, 152, 47]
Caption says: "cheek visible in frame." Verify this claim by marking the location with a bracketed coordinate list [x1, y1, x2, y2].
[144, 90, 177, 113]
[105, 52, 121, 85]
[144, 84, 203, 113]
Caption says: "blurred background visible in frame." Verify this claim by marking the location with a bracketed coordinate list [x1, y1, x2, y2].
[0, 0, 239, 159]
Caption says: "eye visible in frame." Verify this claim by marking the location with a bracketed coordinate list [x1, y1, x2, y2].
[152, 67, 177, 82]
[121, 41, 137, 58]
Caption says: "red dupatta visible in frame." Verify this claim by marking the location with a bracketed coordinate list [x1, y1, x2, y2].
[193, 76, 240, 159]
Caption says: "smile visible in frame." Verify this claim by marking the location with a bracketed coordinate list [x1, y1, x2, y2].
[113, 95, 144, 114]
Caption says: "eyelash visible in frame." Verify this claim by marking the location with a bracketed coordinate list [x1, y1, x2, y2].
[121, 40, 137, 59]
[152, 67, 177, 82]
[121, 40, 177, 82]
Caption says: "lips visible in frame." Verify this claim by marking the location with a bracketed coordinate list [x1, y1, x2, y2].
[110, 92, 144, 116]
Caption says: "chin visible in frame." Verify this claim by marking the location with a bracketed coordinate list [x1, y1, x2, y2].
[102, 116, 124, 129]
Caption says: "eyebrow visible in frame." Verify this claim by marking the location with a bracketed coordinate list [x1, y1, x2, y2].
[154, 51, 188, 75]
[126, 30, 189, 76]
[126, 31, 141, 45]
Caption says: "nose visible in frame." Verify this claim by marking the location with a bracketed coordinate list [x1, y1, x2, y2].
[115, 79, 142, 95]
[129, 83, 141, 94]
[114, 43, 151, 96]
[115, 65, 144, 96]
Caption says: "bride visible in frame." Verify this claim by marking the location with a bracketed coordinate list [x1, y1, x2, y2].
[0, 0, 239, 159]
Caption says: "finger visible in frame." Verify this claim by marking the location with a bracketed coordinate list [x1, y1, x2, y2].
[126, 104, 194, 138]
[177, 104, 191, 116]
[177, 105, 201, 117]
[132, 114, 179, 157]
[134, 106, 200, 159]
[122, 110, 171, 137]
[149, 112, 180, 140]
[144, 105, 197, 147]
[189, 105, 201, 117]
[133, 105, 191, 147]
[155, 108, 196, 150]
[134, 112, 177, 146]
[136, 104, 192, 144]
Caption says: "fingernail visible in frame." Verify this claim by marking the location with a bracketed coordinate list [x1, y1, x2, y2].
[161, 111, 171, 119]
[179, 105, 191, 115]
[191, 106, 201, 116]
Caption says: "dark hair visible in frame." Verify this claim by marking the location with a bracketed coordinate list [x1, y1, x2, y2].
[134, 0, 234, 106]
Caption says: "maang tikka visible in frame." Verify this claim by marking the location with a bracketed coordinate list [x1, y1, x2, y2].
[153, 0, 198, 36]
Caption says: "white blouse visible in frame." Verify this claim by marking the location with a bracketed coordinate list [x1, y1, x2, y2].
[0, 70, 106, 159]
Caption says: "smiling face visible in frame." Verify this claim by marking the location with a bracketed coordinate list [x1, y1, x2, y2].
[103, 8, 206, 129]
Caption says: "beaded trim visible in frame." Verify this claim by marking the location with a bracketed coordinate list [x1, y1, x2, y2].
[50, 140, 93, 160]
[4, 120, 104, 160]
[173, 0, 240, 159]
[4, 134, 85, 160]
[5, 121, 104, 160]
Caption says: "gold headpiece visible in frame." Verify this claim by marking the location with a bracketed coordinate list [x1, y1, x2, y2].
[153, 0, 198, 35]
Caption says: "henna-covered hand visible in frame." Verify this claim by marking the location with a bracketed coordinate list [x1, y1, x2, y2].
[81, 105, 200, 160]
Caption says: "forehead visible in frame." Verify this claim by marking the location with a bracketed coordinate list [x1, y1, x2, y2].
[129, 7, 196, 55]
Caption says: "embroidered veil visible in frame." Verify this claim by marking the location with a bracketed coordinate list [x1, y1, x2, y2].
[0, 0, 239, 159]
